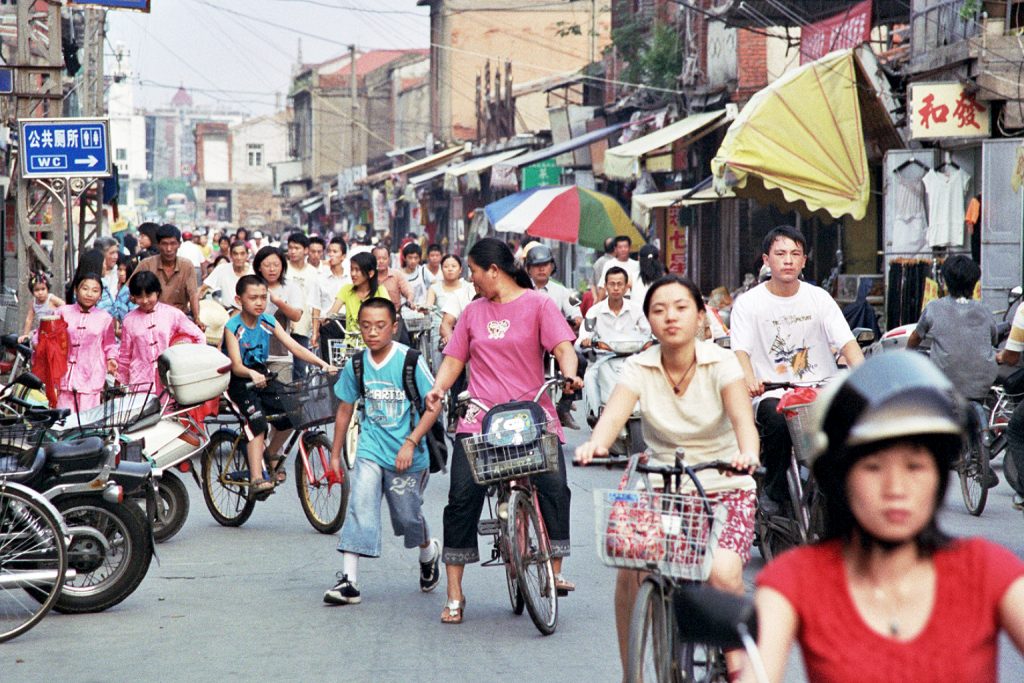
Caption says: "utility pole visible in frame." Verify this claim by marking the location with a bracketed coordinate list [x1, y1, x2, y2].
[77, 7, 107, 251]
[9, 0, 66, 325]
[590, 0, 597, 66]
[349, 44, 357, 172]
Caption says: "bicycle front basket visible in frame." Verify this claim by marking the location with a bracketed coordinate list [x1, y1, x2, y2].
[462, 421, 560, 485]
[279, 373, 339, 430]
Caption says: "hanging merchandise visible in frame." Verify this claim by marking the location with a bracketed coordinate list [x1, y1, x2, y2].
[891, 168, 928, 255]
[886, 259, 930, 328]
[922, 165, 970, 248]
[965, 195, 982, 263]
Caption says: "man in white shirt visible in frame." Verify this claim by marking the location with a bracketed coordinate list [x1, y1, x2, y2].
[285, 232, 316, 379]
[423, 243, 443, 290]
[577, 266, 650, 348]
[311, 236, 351, 350]
[307, 235, 329, 274]
[730, 225, 863, 509]
[199, 240, 252, 311]
[177, 230, 206, 283]
[597, 235, 640, 301]
[590, 236, 615, 300]
[525, 244, 584, 429]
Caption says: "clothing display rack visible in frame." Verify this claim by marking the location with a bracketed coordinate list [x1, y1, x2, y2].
[886, 258, 931, 328]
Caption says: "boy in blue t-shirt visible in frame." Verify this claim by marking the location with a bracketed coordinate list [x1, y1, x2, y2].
[324, 297, 442, 605]
[223, 275, 336, 499]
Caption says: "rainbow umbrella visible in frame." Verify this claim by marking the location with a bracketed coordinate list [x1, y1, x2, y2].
[484, 185, 646, 250]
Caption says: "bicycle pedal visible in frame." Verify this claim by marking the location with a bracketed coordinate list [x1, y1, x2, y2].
[478, 518, 501, 536]
[225, 469, 250, 483]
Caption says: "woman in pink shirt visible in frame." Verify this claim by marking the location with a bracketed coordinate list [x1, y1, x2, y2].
[56, 272, 118, 411]
[425, 238, 583, 625]
[118, 271, 204, 393]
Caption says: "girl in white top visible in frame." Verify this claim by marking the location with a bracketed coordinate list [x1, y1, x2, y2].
[575, 274, 759, 679]
[425, 254, 475, 366]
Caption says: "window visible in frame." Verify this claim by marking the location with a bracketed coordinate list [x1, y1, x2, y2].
[115, 148, 127, 161]
[247, 143, 264, 168]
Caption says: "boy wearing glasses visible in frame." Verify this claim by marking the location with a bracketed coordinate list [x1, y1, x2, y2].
[324, 297, 441, 606]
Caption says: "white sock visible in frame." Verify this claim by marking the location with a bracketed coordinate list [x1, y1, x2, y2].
[343, 552, 359, 585]
[419, 538, 438, 563]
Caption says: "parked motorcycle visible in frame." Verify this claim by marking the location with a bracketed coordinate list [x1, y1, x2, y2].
[1, 376, 155, 614]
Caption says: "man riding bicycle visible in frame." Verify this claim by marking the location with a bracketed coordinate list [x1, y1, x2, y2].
[729, 226, 864, 512]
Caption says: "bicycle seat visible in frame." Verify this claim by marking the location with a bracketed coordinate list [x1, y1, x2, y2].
[0, 447, 46, 485]
[43, 437, 106, 467]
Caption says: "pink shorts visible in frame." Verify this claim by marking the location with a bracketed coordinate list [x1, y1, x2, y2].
[705, 488, 757, 564]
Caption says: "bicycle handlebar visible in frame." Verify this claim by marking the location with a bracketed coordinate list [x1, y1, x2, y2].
[595, 453, 764, 478]
[244, 370, 279, 391]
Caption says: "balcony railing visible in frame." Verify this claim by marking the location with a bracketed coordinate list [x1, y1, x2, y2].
[910, 0, 982, 62]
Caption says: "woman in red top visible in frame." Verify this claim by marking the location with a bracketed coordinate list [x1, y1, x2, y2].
[751, 351, 1024, 682]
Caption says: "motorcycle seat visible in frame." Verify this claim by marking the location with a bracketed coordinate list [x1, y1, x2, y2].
[43, 436, 106, 463]
[0, 447, 46, 484]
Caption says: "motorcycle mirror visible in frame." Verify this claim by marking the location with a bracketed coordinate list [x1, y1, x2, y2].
[1011, 285, 1022, 300]
[852, 327, 876, 345]
[584, 317, 597, 333]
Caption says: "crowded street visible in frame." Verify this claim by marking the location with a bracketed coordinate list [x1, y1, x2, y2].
[2, 419, 1023, 681]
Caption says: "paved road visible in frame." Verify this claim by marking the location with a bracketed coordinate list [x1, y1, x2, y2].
[3, 418, 1023, 682]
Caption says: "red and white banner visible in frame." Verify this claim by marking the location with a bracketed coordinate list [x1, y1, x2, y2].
[800, 0, 873, 64]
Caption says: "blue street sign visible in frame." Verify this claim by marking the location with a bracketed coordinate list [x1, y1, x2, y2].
[0, 68, 12, 95]
[19, 118, 112, 179]
[68, 1, 152, 11]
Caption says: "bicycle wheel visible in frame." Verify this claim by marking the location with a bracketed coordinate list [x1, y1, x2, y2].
[679, 641, 726, 683]
[0, 486, 67, 643]
[626, 577, 674, 683]
[344, 410, 360, 470]
[295, 432, 348, 534]
[507, 490, 557, 635]
[500, 533, 525, 615]
[959, 401, 991, 516]
[200, 429, 256, 527]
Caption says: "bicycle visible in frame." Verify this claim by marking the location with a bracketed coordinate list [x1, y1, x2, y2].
[401, 307, 434, 371]
[199, 369, 349, 534]
[0, 479, 70, 643]
[755, 381, 827, 561]
[595, 451, 753, 683]
[456, 376, 565, 635]
[957, 377, 1023, 517]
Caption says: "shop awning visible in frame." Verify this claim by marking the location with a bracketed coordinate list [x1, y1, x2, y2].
[491, 120, 637, 189]
[443, 148, 527, 193]
[299, 195, 324, 214]
[604, 110, 730, 181]
[710, 49, 899, 221]
[358, 145, 468, 186]
[630, 186, 731, 227]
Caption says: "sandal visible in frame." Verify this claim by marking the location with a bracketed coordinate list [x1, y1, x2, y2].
[440, 597, 466, 625]
[264, 453, 287, 483]
[249, 478, 275, 500]
[555, 575, 575, 596]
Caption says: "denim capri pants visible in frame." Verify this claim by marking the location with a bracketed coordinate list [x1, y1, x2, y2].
[337, 459, 430, 557]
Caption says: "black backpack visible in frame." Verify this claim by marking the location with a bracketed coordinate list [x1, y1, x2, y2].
[351, 348, 448, 474]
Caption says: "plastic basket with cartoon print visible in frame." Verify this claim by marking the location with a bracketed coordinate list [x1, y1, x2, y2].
[462, 419, 560, 485]
[278, 372, 339, 430]
[594, 457, 726, 581]
[318, 319, 364, 370]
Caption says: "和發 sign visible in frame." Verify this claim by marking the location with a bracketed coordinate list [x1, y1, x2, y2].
[19, 118, 112, 179]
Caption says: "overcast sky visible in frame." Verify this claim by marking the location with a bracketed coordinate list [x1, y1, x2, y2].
[106, 0, 429, 116]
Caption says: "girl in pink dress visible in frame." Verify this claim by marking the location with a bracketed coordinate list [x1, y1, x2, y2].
[117, 271, 204, 393]
[56, 273, 118, 412]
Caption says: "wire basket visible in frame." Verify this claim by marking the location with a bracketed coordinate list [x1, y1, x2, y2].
[402, 312, 431, 333]
[462, 421, 560, 485]
[0, 412, 54, 469]
[67, 383, 160, 434]
[279, 373, 339, 430]
[780, 401, 816, 463]
[319, 318, 364, 369]
[594, 489, 726, 581]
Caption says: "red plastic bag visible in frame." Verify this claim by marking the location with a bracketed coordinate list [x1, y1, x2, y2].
[776, 386, 818, 412]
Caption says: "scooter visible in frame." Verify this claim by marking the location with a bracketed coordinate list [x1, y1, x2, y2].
[581, 327, 651, 459]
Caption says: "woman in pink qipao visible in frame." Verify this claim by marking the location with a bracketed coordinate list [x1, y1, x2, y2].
[56, 272, 118, 412]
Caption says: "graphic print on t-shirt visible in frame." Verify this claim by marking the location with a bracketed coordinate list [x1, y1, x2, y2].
[364, 380, 405, 428]
[487, 319, 510, 339]
[768, 314, 816, 378]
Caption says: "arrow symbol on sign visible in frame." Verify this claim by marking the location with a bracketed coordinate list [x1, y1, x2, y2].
[74, 155, 99, 167]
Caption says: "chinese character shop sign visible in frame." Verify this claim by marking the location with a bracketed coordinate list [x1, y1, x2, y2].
[910, 83, 990, 140]
[665, 208, 688, 275]
[19, 118, 112, 179]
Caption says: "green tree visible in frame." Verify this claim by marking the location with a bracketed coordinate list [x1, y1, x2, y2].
[610, 4, 681, 93]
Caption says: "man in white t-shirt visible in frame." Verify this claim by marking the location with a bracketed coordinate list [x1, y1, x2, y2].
[200, 240, 252, 310]
[597, 236, 640, 301]
[177, 231, 206, 283]
[730, 226, 863, 509]
[423, 243, 443, 290]
[311, 236, 351, 350]
[577, 266, 650, 348]
[307, 234, 329, 275]
[285, 232, 316, 379]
